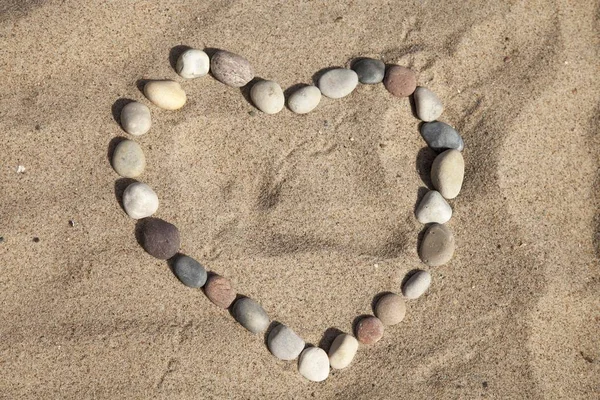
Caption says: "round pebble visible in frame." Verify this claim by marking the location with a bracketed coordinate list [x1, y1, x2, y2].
[140, 218, 180, 260]
[355, 316, 384, 345]
[415, 190, 453, 224]
[419, 223, 455, 266]
[250, 80, 284, 114]
[421, 121, 464, 152]
[328, 334, 359, 369]
[112, 140, 146, 178]
[352, 58, 385, 84]
[122, 182, 159, 219]
[414, 87, 444, 122]
[143, 80, 186, 110]
[431, 149, 465, 199]
[203, 274, 236, 308]
[318, 68, 359, 99]
[374, 293, 406, 326]
[176, 49, 210, 79]
[232, 297, 270, 334]
[383, 65, 417, 97]
[120, 102, 151, 136]
[298, 347, 330, 382]
[172, 255, 207, 288]
[267, 324, 305, 361]
[287, 85, 321, 114]
[402, 270, 431, 299]
[210, 50, 254, 87]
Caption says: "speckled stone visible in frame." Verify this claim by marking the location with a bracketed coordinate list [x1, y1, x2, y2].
[140, 218, 180, 260]
[143, 80, 186, 110]
[415, 190, 453, 224]
[210, 50, 254, 87]
[112, 140, 146, 178]
[355, 316, 384, 345]
[318, 68, 359, 99]
[402, 270, 431, 299]
[352, 58, 385, 84]
[122, 182, 159, 219]
[431, 149, 465, 199]
[120, 102, 151, 136]
[374, 293, 406, 326]
[232, 297, 270, 334]
[176, 49, 210, 79]
[250, 80, 284, 114]
[421, 121, 464, 152]
[414, 87, 444, 122]
[267, 324, 305, 361]
[328, 334, 359, 369]
[287, 85, 321, 114]
[172, 255, 207, 288]
[298, 347, 330, 382]
[383, 65, 417, 97]
[419, 223, 455, 266]
[203, 274, 236, 308]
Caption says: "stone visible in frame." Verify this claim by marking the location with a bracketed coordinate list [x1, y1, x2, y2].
[374, 293, 406, 326]
[420, 121, 464, 152]
[431, 149, 465, 199]
[172, 255, 207, 288]
[383, 65, 417, 97]
[176, 49, 210, 79]
[414, 87, 444, 122]
[120, 102, 151, 136]
[232, 297, 270, 334]
[287, 85, 321, 114]
[298, 347, 330, 382]
[352, 58, 385, 84]
[419, 223, 455, 266]
[112, 140, 146, 178]
[267, 324, 305, 361]
[355, 316, 384, 345]
[250, 80, 284, 114]
[318, 68, 359, 99]
[140, 218, 180, 260]
[143, 80, 186, 110]
[210, 50, 254, 87]
[415, 190, 453, 224]
[122, 182, 159, 219]
[328, 333, 358, 369]
[402, 270, 431, 299]
[203, 274, 236, 308]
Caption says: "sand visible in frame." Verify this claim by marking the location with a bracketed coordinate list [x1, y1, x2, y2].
[0, 0, 598, 398]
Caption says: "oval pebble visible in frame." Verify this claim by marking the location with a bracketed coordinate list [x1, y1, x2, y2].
[431, 149, 465, 199]
[210, 50, 254, 87]
[143, 80, 186, 110]
[120, 102, 151, 136]
[383, 65, 417, 97]
[176, 49, 210, 79]
[250, 80, 284, 114]
[374, 293, 406, 326]
[287, 85, 321, 114]
[328, 334, 358, 369]
[352, 58, 385, 84]
[298, 347, 330, 382]
[355, 316, 384, 345]
[267, 324, 305, 361]
[419, 223, 455, 266]
[232, 297, 270, 334]
[414, 87, 444, 122]
[203, 274, 236, 309]
[122, 182, 159, 219]
[415, 190, 453, 224]
[402, 270, 431, 299]
[318, 68, 358, 99]
[421, 121, 464, 152]
[112, 140, 146, 178]
[140, 218, 180, 260]
[172, 254, 207, 288]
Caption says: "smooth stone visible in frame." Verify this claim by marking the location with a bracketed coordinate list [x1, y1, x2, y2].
[143, 80, 186, 110]
[267, 324, 305, 361]
[210, 50, 254, 87]
[374, 293, 406, 326]
[141, 218, 180, 260]
[176, 49, 210, 79]
[250, 80, 284, 114]
[419, 223, 455, 266]
[287, 85, 321, 114]
[172, 255, 207, 288]
[232, 297, 270, 334]
[328, 334, 359, 369]
[298, 347, 330, 382]
[203, 274, 236, 308]
[414, 87, 444, 122]
[431, 149, 465, 199]
[122, 182, 159, 219]
[112, 140, 146, 178]
[415, 190, 453, 224]
[318, 68, 359, 99]
[383, 65, 417, 97]
[120, 102, 151, 136]
[402, 270, 431, 299]
[355, 316, 384, 345]
[352, 58, 385, 84]
[421, 121, 464, 152]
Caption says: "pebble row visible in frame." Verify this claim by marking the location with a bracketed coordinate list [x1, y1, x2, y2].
[111, 47, 466, 382]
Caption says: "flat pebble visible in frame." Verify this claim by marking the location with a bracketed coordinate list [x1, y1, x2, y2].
[355, 316, 384, 345]
[204, 274, 236, 308]
[210, 50, 254, 87]
[383, 65, 417, 97]
[287, 85, 321, 114]
[328, 334, 358, 369]
[298, 347, 330, 382]
[421, 121, 464, 152]
[250, 80, 284, 114]
[318, 68, 359, 99]
[352, 58, 385, 84]
[144, 80, 186, 110]
[374, 293, 406, 326]
[431, 149, 465, 199]
[267, 324, 305, 361]
[172, 255, 207, 288]
[112, 140, 146, 178]
[402, 270, 431, 299]
[122, 182, 159, 219]
[232, 297, 270, 334]
[419, 223, 455, 266]
[176, 49, 210, 79]
[141, 218, 180, 260]
[120, 102, 151, 136]
[415, 190, 452, 224]
[414, 87, 444, 122]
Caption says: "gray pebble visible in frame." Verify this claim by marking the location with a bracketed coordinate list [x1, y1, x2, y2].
[421, 121, 464, 152]
[414, 87, 444, 122]
[352, 58, 385, 84]
[419, 223, 455, 266]
[112, 140, 146, 178]
[120, 102, 151, 136]
[287, 85, 321, 114]
[210, 50, 254, 87]
[267, 324, 305, 361]
[232, 297, 270, 334]
[172, 255, 207, 288]
[318, 68, 358, 99]
[402, 270, 431, 299]
[415, 190, 452, 224]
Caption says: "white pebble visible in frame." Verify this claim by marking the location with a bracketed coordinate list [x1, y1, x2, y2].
[122, 182, 159, 219]
[120, 102, 151, 136]
[431, 149, 465, 199]
[318, 69, 359, 99]
[144, 80, 186, 110]
[287, 85, 321, 114]
[267, 324, 305, 361]
[250, 80, 284, 114]
[414, 87, 443, 122]
[298, 347, 330, 382]
[402, 270, 431, 299]
[328, 334, 358, 369]
[415, 190, 453, 224]
[176, 49, 210, 79]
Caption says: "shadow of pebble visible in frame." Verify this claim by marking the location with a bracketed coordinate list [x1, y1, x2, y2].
[111, 98, 135, 125]
[263, 321, 280, 348]
[239, 77, 263, 109]
[114, 177, 137, 213]
[408, 93, 419, 119]
[169, 45, 192, 72]
[107, 137, 127, 167]
[318, 327, 344, 353]
[136, 79, 151, 95]
[416, 146, 437, 188]
[311, 66, 341, 86]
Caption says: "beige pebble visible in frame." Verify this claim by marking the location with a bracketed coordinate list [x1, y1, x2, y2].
[431, 149, 465, 199]
[328, 333, 358, 369]
[419, 223, 455, 266]
[143, 80, 186, 110]
[112, 140, 145, 178]
[402, 270, 431, 299]
[374, 293, 406, 326]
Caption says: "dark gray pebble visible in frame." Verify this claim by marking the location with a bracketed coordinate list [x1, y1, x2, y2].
[141, 218, 180, 260]
[172, 255, 207, 288]
[232, 297, 270, 334]
[352, 59, 385, 84]
[420, 121, 464, 152]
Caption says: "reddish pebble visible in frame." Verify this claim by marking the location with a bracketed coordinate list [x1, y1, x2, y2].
[204, 275, 236, 308]
[355, 316, 384, 344]
[383, 65, 417, 97]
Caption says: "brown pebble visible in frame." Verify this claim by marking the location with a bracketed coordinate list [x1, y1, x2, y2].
[355, 316, 384, 344]
[140, 218, 180, 260]
[204, 275, 236, 308]
[374, 293, 406, 326]
[383, 65, 417, 97]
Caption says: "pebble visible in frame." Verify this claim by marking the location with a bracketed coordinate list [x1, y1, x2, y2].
[122, 182, 159, 219]
[250, 80, 284, 114]
[232, 297, 270, 334]
[112, 140, 146, 178]
[420, 121, 464, 152]
[374, 293, 406, 326]
[298, 347, 330, 382]
[402, 270, 431, 299]
[415, 190, 453, 224]
[352, 58, 385, 84]
[210, 50, 255, 87]
[318, 68, 359, 99]
[287, 85, 321, 114]
[419, 223, 455, 266]
[414, 87, 444, 122]
[328, 333, 358, 369]
[172, 254, 207, 288]
[120, 102, 151, 136]
[431, 149, 465, 199]
[141, 218, 180, 260]
[383, 65, 417, 97]
[144, 80, 186, 110]
[203, 274, 236, 308]
[355, 316, 384, 345]
[267, 324, 305, 361]
[176, 48, 210, 79]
